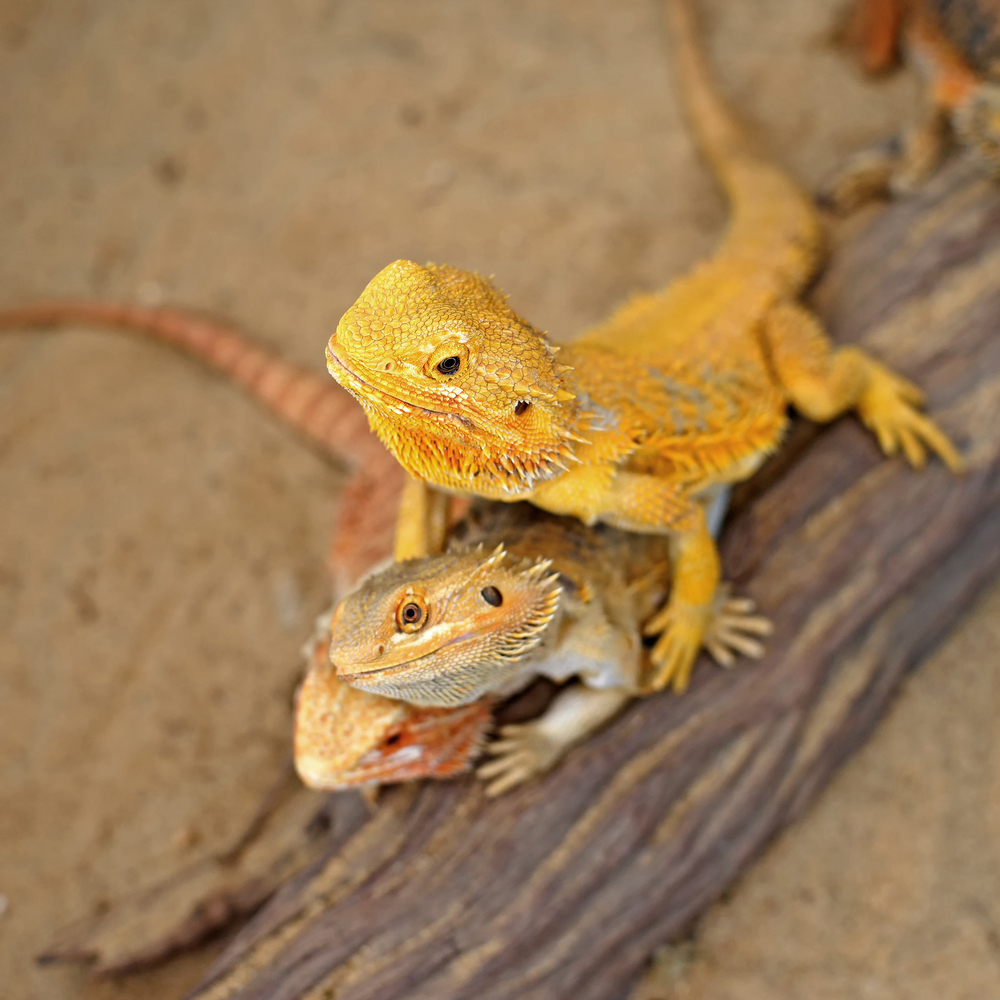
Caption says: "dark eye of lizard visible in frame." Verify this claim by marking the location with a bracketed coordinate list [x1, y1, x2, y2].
[481, 586, 503, 607]
[514, 401, 530, 416]
[436, 356, 461, 374]
[396, 596, 428, 632]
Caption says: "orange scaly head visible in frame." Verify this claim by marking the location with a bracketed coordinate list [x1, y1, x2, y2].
[328, 544, 562, 707]
[294, 632, 492, 790]
[326, 261, 585, 497]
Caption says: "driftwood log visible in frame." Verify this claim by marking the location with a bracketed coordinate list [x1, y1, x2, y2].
[175, 155, 1000, 1000]
[162, 155, 1000, 1000]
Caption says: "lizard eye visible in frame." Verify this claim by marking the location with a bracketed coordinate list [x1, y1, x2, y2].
[436, 356, 461, 375]
[480, 586, 503, 607]
[514, 401, 529, 416]
[395, 594, 428, 632]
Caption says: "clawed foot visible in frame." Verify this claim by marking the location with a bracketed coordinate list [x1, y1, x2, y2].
[702, 585, 773, 667]
[478, 723, 561, 797]
[860, 365, 964, 473]
[643, 586, 772, 694]
[817, 139, 901, 214]
[642, 599, 712, 695]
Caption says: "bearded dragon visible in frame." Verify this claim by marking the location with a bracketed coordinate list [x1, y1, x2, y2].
[825, 0, 1000, 210]
[317, 501, 770, 797]
[322, 0, 963, 694]
[294, 611, 493, 790]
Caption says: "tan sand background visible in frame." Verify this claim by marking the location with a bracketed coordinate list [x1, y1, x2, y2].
[0, 1, 997, 997]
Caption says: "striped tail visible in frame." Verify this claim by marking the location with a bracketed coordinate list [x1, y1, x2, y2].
[665, 0, 823, 292]
[0, 301, 385, 470]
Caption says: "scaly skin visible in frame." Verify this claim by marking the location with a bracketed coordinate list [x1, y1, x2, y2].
[827, 0, 1000, 209]
[324, 0, 963, 693]
[323, 502, 771, 796]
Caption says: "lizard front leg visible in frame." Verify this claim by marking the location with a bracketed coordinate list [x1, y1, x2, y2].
[587, 471, 725, 694]
[535, 467, 729, 693]
[477, 684, 632, 797]
[642, 509, 722, 694]
[765, 301, 963, 472]
[393, 476, 451, 561]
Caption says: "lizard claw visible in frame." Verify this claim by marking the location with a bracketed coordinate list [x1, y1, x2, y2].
[643, 585, 772, 693]
[701, 585, 773, 668]
[859, 365, 964, 474]
[478, 723, 561, 797]
[643, 600, 712, 694]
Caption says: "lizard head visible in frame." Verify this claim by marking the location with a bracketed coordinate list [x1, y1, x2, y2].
[294, 641, 492, 790]
[328, 543, 562, 706]
[327, 260, 584, 496]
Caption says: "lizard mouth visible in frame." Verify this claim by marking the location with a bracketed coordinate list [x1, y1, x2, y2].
[333, 630, 478, 680]
[326, 342, 449, 419]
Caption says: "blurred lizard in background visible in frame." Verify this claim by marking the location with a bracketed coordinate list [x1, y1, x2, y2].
[323, 0, 963, 696]
[824, 0, 1000, 209]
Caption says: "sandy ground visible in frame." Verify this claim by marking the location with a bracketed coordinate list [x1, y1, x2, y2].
[0, 1, 997, 998]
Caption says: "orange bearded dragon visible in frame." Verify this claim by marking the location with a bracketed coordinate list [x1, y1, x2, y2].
[312, 501, 770, 797]
[826, 0, 1000, 209]
[323, 0, 964, 694]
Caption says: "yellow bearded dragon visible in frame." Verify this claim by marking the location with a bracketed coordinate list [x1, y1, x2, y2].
[826, 0, 1000, 210]
[312, 501, 769, 797]
[323, 0, 963, 693]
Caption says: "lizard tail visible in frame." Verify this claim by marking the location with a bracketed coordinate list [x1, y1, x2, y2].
[665, 0, 823, 292]
[0, 301, 386, 469]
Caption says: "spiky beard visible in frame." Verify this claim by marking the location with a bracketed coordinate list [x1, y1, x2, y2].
[365, 399, 587, 498]
[327, 340, 589, 495]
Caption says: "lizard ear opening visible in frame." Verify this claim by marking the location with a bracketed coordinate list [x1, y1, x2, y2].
[481, 586, 503, 607]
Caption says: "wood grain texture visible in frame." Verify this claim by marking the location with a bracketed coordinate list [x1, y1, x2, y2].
[189, 155, 1000, 1000]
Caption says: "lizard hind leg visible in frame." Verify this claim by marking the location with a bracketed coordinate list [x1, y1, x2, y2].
[477, 685, 632, 797]
[764, 300, 963, 473]
[954, 82, 1000, 174]
[818, 104, 953, 213]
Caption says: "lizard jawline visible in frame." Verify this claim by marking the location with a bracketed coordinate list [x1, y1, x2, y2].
[327, 345, 574, 494]
[334, 627, 481, 678]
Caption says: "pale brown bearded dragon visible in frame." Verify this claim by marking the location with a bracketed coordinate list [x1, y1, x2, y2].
[323, 0, 964, 695]
[314, 501, 770, 797]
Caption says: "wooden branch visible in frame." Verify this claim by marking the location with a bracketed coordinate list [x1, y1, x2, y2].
[183, 156, 1000, 1000]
